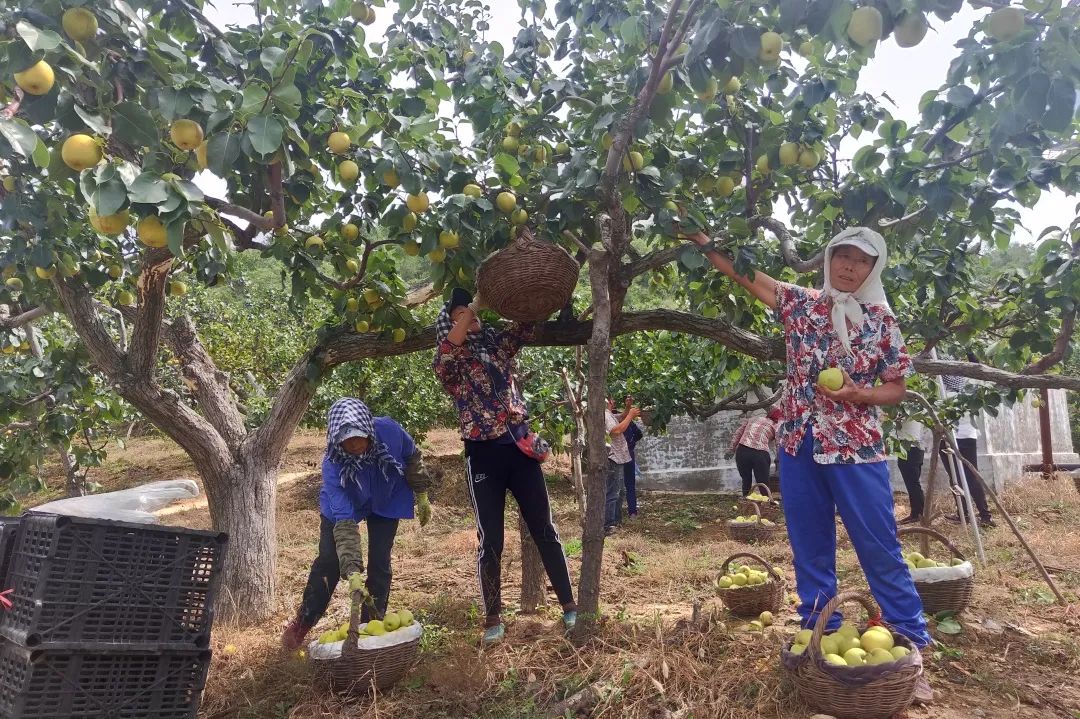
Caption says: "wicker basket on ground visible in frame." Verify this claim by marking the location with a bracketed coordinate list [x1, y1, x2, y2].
[741, 482, 783, 523]
[476, 226, 580, 322]
[898, 526, 975, 615]
[321, 590, 421, 693]
[716, 552, 785, 617]
[727, 502, 783, 544]
[781, 591, 923, 719]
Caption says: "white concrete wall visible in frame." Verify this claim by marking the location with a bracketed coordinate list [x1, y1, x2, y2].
[636, 390, 1077, 494]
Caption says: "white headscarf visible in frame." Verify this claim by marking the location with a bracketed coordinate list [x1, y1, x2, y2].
[821, 227, 890, 356]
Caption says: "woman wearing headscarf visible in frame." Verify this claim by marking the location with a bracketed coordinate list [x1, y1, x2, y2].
[281, 398, 435, 650]
[433, 288, 576, 645]
[727, 408, 777, 497]
[686, 225, 931, 703]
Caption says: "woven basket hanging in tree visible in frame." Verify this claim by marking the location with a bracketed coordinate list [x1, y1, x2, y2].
[324, 589, 421, 693]
[780, 591, 923, 719]
[475, 225, 580, 322]
[716, 552, 785, 617]
[898, 526, 975, 615]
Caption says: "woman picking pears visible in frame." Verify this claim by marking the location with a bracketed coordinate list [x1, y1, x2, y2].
[282, 398, 436, 650]
[686, 225, 932, 704]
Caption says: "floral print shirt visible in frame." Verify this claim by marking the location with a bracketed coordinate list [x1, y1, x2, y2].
[434, 323, 536, 441]
[775, 282, 913, 465]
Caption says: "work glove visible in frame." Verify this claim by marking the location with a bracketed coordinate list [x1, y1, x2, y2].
[416, 491, 432, 527]
[347, 572, 371, 605]
[468, 293, 488, 314]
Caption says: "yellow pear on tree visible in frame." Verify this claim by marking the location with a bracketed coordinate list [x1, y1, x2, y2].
[342, 223, 359, 241]
[406, 193, 430, 214]
[894, 12, 928, 48]
[2, 176, 15, 192]
[759, 31, 783, 63]
[696, 77, 718, 102]
[305, 235, 324, 250]
[847, 6, 884, 47]
[779, 142, 800, 166]
[14, 60, 55, 96]
[89, 207, 130, 236]
[393, 328, 407, 343]
[756, 155, 770, 174]
[402, 212, 418, 232]
[723, 77, 741, 94]
[986, 7, 1025, 41]
[345, 259, 359, 274]
[798, 147, 821, 170]
[137, 216, 169, 249]
[338, 160, 359, 183]
[403, 241, 420, 256]
[511, 208, 528, 226]
[34, 266, 57, 280]
[716, 176, 736, 197]
[62, 8, 99, 42]
[328, 131, 351, 154]
[657, 71, 674, 95]
[170, 120, 204, 151]
[429, 248, 446, 263]
[195, 140, 209, 170]
[463, 183, 483, 198]
[438, 230, 460, 249]
[496, 191, 517, 214]
[168, 280, 188, 297]
[382, 169, 399, 187]
[61, 134, 102, 171]
[117, 290, 136, 306]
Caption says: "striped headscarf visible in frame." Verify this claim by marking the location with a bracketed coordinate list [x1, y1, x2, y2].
[325, 398, 404, 488]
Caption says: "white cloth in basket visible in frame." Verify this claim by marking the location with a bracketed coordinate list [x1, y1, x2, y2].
[308, 622, 423, 660]
[909, 561, 974, 583]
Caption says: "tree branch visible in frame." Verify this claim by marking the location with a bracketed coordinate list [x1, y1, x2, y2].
[0, 305, 50, 330]
[680, 385, 783, 420]
[205, 197, 275, 231]
[54, 280, 125, 377]
[268, 162, 286, 229]
[752, 216, 825, 272]
[925, 84, 1005, 155]
[127, 252, 173, 378]
[1, 87, 23, 120]
[620, 242, 695, 284]
[1021, 305, 1076, 375]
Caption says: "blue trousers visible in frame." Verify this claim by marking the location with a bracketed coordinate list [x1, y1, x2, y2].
[780, 428, 930, 647]
[623, 460, 638, 516]
[604, 460, 625, 529]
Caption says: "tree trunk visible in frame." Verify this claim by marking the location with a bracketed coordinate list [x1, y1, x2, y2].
[572, 226, 615, 640]
[518, 509, 546, 613]
[59, 448, 87, 498]
[202, 454, 278, 622]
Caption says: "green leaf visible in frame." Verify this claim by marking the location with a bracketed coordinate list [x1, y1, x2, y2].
[260, 47, 288, 77]
[246, 115, 283, 156]
[493, 152, 520, 177]
[619, 17, 642, 47]
[174, 180, 204, 202]
[0, 118, 40, 159]
[241, 85, 270, 115]
[112, 102, 160, 148]
[731, 26, 761, 61]
[207, 132, 242, 177]
[945, 85, 975, 107]
[73, 105, 111, 136]
[94, 179, 128, 217]
[32, 137, 50, 168]
[678, 246, 705, 270]
[1042, 78, 1075, 132]
[166, 220, 186, 257]
[1016, 72, 1050, 123]
[16, 21, 63, 52]
[128, 173, 169, 204]
[936, 617, 962, 635]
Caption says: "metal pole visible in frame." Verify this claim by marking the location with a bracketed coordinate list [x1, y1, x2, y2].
[1039, 388, 1053, 479]
[930, 349, 986, 565]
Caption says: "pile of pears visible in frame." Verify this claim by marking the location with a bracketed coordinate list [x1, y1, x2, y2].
[729, 514, 776, 526]
[317, 608, 416, 644]
[744, 491, 771, 503]
[717, 563, 776, 589]
[904, 551, 965, 570]
[788, 623, 912, 668]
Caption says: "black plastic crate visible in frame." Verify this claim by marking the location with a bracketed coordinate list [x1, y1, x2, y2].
[0, 640, 211, 719]
[0, 513, 227, 650]
[0, 518, 19, 586]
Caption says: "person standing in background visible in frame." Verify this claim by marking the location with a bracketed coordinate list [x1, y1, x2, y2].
[727, 409, 777, 497]
[622, 403, 644, 519]
[605, 397, 640, 535]
[895, 418, 929, 524]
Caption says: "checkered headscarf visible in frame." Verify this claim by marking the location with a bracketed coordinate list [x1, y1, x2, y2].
[325, 398, 403, 488]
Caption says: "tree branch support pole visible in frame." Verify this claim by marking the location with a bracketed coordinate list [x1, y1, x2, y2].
[918, 428, 945, 558]
[1038, 388, 1053, 479]
[907, 392, 1063, 602]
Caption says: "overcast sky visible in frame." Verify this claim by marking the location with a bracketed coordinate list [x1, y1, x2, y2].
[201, 0, 1074, 242]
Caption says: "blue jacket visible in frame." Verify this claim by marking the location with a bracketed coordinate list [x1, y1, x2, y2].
[319, 416, 417, 521]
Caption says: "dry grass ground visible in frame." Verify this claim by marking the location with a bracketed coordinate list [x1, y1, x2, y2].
[26, 430, 1080, 718]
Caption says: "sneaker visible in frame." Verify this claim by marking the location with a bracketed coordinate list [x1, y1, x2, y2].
[604, 526, 616, 537]
[898, 514, 922, 525]
[481, 623, 505, 645]
[281, 616, 314, 651]
[979, 516, 997, 528]
[912, 675, 934, 705]
[944, 513, 963, 525]
[563, 609, 577, 631]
